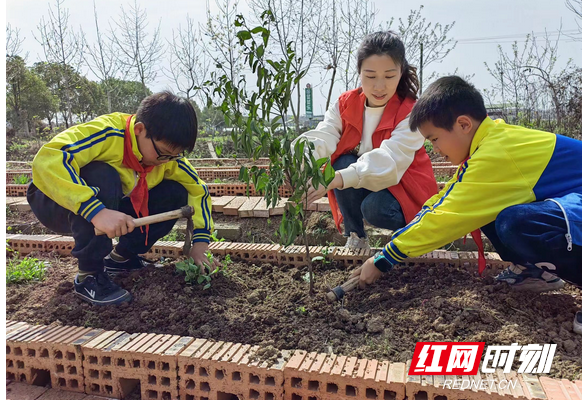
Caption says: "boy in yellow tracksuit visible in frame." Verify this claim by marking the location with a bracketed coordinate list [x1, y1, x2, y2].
[28, 91, 215, 305]
[353, 76, 582, 333]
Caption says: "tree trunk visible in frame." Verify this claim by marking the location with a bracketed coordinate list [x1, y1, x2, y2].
[107, 90, 113, 113]
[325, 67, 337, 111]
[18, 110, 32, 138]
[301, 218, 314, 295]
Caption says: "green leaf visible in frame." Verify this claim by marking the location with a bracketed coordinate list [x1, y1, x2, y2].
[311, 256, 324, 262]
[239, 166, 250, 183]
[237, 30, 252, 42]
[323, 161, 335, 184]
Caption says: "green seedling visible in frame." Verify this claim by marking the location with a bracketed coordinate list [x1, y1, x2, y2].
[175, 252, 232, 289]
[13, 174, 30, 184]
[295, 306, 307, 315]
[6, 242, 48, 284]
[211, 230, 226, 242]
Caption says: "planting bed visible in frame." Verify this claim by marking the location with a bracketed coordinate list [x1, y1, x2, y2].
[5, 156, 582, 399]
[6, 238, 582, 381]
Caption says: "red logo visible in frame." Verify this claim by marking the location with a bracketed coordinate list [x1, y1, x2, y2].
[409, 342, 485, 375]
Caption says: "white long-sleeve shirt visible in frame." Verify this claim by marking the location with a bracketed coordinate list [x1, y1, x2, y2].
[296, 99, 425, 192]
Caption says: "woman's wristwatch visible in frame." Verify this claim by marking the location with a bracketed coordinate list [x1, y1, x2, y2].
[373, 250, 394, 273]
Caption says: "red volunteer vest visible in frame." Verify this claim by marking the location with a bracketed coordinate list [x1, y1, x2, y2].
[328, 88, 438, 232]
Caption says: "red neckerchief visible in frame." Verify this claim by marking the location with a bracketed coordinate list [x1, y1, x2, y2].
[459, 157, 487, 275]
[123, 115, 154, 245]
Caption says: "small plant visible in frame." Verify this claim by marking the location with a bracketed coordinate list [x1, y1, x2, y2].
[13, 174, 31, 184]
[175, 252, 232, 289]
[295, 306, 307, 315]
[211, 230, 225, 242]
[213, 178, 223, 184]
[370, 237, 383, 248]
[214, 144, 223, 157]
[161, 230, 180, 242]
[6, 243, 48, 284]
[311, 246, 331, 267]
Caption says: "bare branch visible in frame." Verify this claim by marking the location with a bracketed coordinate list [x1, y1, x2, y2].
[110, 0, 165, 96]
[6, 23, 25, 58]
[164, 14, 210, 105]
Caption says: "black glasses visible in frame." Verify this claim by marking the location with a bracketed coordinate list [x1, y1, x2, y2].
[150, 136, 184, 161]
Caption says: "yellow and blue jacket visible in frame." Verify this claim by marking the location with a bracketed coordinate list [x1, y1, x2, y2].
[383, 117, 582, 265]
[31, 113, 213, 243]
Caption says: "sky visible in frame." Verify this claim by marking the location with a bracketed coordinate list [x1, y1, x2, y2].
[5, 0, 582, 116]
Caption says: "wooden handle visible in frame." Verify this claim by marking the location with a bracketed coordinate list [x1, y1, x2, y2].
[94, 206, 193, 236]
[326, 276, 360, 302]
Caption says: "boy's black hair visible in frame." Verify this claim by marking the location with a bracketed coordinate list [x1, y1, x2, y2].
[357, 31, 419, 100]
[135, 91, 198, 152]
[409, 76, 487, 132]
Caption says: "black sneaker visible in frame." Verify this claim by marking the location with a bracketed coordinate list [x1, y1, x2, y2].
[74, 271, 132, 306]
[104, 254, 151, 276]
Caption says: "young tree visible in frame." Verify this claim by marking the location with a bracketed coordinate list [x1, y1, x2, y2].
[337, 0, 376, 91]
[35, 0, 85, 128]
[165, 15, 210, 104]
[111, 0, 164, 97]
[249, 0, 326, 133]
[86, 0, 123, 113]
[203, 10, 334, 294]
[201, 0, 244, 96]
[386, 6, 457, 90]
[484, 39, 532, 123]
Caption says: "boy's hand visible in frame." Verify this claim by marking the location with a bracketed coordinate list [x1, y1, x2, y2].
[91, 209, 135, 238]
[350, 257, 382, 289]
[190, 242, 221, 274]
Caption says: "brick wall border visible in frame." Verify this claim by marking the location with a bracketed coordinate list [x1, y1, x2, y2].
[7, 234, 508, 277]
[6, 320, 581, 400]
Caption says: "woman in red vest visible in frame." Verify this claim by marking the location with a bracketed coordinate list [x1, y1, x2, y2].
[299, 31, 438, 250]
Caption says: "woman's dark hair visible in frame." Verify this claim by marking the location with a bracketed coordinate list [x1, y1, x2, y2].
[135, 91, 198, 152]
[357, 31, 419, 100]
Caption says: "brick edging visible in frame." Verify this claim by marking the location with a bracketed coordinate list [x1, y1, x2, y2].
[7, 234, 507, 276]
[6, 320, 581, 400]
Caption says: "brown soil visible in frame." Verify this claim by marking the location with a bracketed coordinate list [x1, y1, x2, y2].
[6, 251, 581, 380]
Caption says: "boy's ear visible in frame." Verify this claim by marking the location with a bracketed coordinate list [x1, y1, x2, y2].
[455, 115, 474, 135]
[134, 122, 146, 137]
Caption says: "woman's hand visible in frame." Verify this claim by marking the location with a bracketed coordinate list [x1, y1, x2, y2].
[305, 172, 344, 205]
